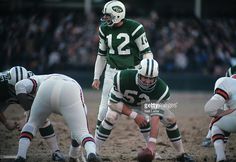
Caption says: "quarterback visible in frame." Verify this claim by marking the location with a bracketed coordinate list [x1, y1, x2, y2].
[91, 0, 154, 139]
[96, 58, 194, 162]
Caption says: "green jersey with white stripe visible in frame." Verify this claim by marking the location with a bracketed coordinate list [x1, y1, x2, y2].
[98, 19, 152, 70]
[110, 69, 170, 107]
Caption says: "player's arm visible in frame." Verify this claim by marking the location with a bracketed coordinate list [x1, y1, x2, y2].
[205, 78, 230, 117]
[92, 27, 107, 90]
[132, 24, 153, 59]
[15, 79, 35, 111]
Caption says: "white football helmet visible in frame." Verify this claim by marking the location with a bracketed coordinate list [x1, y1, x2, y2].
[101, 0, 126, 27]
[8, 66, 29, 86]
[225, 66, 236, 77]
[137, 58, 159, 92]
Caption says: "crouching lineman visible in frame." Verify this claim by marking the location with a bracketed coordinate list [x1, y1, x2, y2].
[201, 66, 236, 147]
[0, 66, 65, 162]
[14, 73, 102, 162]
[95, 58, 194, 162]
[204, 73, 236, 162]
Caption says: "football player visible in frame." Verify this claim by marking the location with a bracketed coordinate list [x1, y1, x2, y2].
[91, 0, 154, 142]
[0, 66, 65, 162]
[204, 72, 236, 162]
[96, 58, 194, 162]
[14, 74, 102, 162]
[201, 66, 236, 147]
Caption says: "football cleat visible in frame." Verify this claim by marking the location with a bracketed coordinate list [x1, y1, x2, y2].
[14, 156, 26, 162]
[176, 153, 195, 162]
[201, 138, 211, 147]
[87, 153, 103, 162]
[52, 150, 66, 162]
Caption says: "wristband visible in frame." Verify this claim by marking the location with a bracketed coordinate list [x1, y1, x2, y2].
[149, 137, 157, 143]
[129, 111, 138, 119]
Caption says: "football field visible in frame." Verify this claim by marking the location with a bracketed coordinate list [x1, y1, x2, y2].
[1, 90, 236, 162]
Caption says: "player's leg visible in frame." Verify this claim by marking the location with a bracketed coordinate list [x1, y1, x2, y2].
[212, 112, 236, 162]
[96, 67, 117, 131]
[15, 86, 52, 161]
[95, 108, 121, 155]
[39, 119, 65, 161]
[161, 108, 194, 162]
[58, 81, 101, 162]
[201, 129, 212, 147]
[211, 125, 226, 162]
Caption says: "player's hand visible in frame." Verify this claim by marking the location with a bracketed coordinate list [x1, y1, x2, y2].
[4, 120, 17, 131]
[146, 141, 157, 155]
[134, 114, 147, 127]
[92, 79, 100, 90]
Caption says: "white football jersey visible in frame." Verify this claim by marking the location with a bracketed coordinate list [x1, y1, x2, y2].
[214, 77, 236, 109]
[15, 74, 78, 95]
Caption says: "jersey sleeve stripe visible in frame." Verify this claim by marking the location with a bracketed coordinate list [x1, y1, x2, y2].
[131, 24, 143, 37]
[116, 71, 121, 92]
[157, 86, 169, 102]
[99, 27, 105, 37]
[215, 88, 229, 100]
[29, 78, 37, 94]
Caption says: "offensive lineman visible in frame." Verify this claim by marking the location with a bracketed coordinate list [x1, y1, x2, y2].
[201, 66, 236, 147]
[96, 58, 194, 162]
[91, 0, 154, 140]
[14, 74, 102, 162]
[204, 72, 236, 162]
[0, 66, 65, 162]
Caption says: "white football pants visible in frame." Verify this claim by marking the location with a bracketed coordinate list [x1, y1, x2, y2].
[24, 77, 91, 144]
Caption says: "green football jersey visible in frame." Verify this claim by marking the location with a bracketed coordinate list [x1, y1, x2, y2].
[98, 19, 152, 70]
[110, 69, 170, 107]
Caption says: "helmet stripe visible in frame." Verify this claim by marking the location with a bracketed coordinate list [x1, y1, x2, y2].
[145, 59, 149, 76]
[15, 66, 19, 83]
[150, 59, 154, 77]
[20, 66, 23, 80]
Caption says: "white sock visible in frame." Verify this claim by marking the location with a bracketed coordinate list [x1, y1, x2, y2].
[214, 140, 226, 161]
[17, 138, 31, 159]
[84, 141, 96, 157]
[172, 140, 185, 155]
[69, 145, 81, 158]
[95, 138, 104, 155]
[44, 135, 59, 153]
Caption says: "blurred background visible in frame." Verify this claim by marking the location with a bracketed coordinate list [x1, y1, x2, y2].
[0, 0, 236, 90]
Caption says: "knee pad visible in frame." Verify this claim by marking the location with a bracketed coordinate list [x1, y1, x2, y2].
[161, 115, 176, 127]
[105, 109, 119, 125]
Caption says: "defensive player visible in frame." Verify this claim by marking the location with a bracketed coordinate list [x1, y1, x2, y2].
[91, 0, 154, 139]
[14, 74, 102, 162]
[96, 58, 194, 162]
[0, 66, 65, 162]
[204, 72, 236, 162]
[201, 66, 236, 147]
